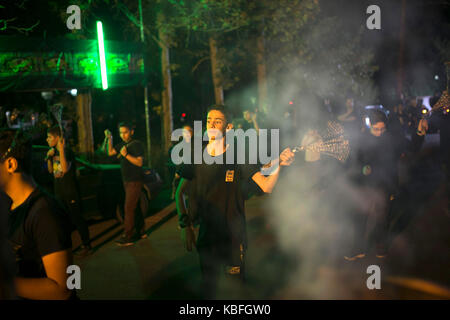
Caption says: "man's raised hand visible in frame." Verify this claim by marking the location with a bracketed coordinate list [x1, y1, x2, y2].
[279, 148, 295, 166]
[120, 146, 128, 157]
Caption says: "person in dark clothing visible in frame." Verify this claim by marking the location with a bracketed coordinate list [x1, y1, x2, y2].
[105, 122, 146, 246]
[169, 125, 193, 199]
[344, 110, 427, 260]
[1, 129, 74, 300]
[233, 107, 261, 132]
[175, 105, 295, 299]
[429, 97, 450, 214]
[46, 126, 92, 257]
[0, 191, 15, 299]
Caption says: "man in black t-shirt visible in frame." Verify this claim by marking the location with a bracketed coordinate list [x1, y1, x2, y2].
[176, 105, 295, 298]
[46, 126, 92, 256]
[105, 122, 146, 246]
[0, 129, 74, 300]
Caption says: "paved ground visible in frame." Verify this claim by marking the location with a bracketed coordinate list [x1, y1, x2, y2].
[72, 191, 450, 300]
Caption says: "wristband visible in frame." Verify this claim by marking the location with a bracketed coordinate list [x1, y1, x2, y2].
[416, 130, 425, 136]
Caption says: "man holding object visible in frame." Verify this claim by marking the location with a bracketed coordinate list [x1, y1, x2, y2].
[105, 122, 146, 246]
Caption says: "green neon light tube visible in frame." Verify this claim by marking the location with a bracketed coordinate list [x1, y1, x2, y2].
[96, 21, 108, 90]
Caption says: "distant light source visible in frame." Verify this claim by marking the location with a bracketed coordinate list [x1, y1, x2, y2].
[41, 91, 53, 101]
[97, 21, 108, 90]
[181, 113, 186, 118]
[434, 75, 439, 80]
[69, 89, 77, 96]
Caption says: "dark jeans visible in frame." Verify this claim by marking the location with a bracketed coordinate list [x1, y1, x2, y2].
[123, 181, 144, 238]
[348, 186, 390, 254]
[56, 192, 90, 246]
[197, 244, 245, 299]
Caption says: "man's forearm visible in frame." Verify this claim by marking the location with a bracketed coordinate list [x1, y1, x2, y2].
[253, 119, 260, 133]
[107, 138, 115, 156]
[59, 149, 69, 173]
[125, 154, 143, 167]
[175, 179, 191, 227]
[252, 165, 281, 194]
[15, 277, 71, 300]
[47, 160, 53, 174]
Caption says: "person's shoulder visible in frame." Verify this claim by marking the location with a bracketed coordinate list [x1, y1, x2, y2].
[135, 139, 145, 147]
[26, 190, 65, 224]
[130, 139, 145, 153]
[128, 139, 143, 147]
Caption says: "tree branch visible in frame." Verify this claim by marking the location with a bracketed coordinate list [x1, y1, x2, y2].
[191, 56, 210, 73]
[9, 20, 40, 35]
[0, 18, 17, 31]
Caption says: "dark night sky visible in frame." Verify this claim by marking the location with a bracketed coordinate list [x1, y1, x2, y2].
[1, 0, 449, 105]
[321, 0, 449, 100]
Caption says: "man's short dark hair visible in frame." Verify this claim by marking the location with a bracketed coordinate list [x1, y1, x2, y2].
[0, 129, 32, 175]
[206, 104, 232, 123]
[368, 109, 387, 125]
[47, 126, 62, 137]
[118, 122, 134, 131]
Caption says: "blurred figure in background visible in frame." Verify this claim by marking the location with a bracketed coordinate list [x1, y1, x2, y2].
[169, 125, 193, 199]
[233, 107, 260, 133]
[344, 110, 428, 260]
[46, 126, 92, 257]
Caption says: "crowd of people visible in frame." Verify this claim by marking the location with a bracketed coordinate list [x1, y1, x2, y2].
[0, 119, 149, 299]
[0, 90, 448, 299]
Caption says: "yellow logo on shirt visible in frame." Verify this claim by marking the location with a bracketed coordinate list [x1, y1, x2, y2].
[225, 170, 234, 182]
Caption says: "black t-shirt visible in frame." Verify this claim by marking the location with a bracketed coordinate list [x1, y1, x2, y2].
[177, 145, 260, 264]
[115, 139, 145, 182]
[0, 192, 15, 298]
[52, 147, 79, 198]
[8, 188, 72, 279]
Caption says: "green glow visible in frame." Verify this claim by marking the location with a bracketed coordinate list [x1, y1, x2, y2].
[96, 21, 108, 90]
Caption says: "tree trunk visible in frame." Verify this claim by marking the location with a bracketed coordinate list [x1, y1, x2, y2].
[209, 36, 224, 105]
[256, 33, 268, 114]
[159, 26, 173, 156]
[397, 0, 406, 97]
[76, 90, 94, 158]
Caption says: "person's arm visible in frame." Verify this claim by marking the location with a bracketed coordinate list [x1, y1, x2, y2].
[46, 148, 55, 174]
[14, 249, 72, 300]
[409, 118, 427, 153]
[175, 178, 196, 251]
[176, 178, 190, 226]
[251, 112, 260, 133]
[119, 146, 143, 167]
[251, 148, 295, 193]
[57, 142, 70, 175]
[104, 130, 117, 156]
